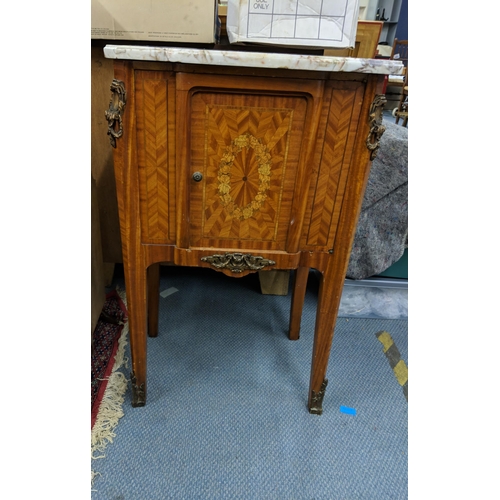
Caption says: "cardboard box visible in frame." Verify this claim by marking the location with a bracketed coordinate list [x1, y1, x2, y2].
[226, 0, 360, 49]
[91, 0, 219, 44]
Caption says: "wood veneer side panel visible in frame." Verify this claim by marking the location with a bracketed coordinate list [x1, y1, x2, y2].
[112, 62, 135, 257]
[328, 75, 384, 264]
[321, 84, 365, 249]
[91, 46, 123, 263]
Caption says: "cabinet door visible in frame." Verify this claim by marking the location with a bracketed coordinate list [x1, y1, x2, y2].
[185, 75, 319, 253]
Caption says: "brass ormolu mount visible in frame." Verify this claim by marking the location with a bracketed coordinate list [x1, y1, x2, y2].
[309, 379, 328, 415]
[130, 371, 146, 407]
[105, 79, 127, 148]
[201, 252, 276, 273]
[366, 94, 387, 160]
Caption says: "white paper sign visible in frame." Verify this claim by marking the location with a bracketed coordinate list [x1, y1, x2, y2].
[227, 0, 360, 48]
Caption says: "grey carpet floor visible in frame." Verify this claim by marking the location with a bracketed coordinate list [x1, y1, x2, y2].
[92, 266, 408, 499]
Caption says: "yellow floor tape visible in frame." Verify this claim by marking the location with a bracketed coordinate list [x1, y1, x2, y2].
[393, 359, 408, 386]
[376, 330, 408, 400]
[377, 331, 396, 354]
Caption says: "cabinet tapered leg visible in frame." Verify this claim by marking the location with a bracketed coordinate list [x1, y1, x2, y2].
[124, 261, 148, 407]
[289, 267, 310, 340]
[147, 263, 160, 338]
[308, 267, 345, 415]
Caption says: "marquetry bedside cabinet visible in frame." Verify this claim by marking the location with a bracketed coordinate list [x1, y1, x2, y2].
[103, 45, 403, 414]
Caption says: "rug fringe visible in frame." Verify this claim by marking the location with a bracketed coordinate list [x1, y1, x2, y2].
[91, 288, 129, 486]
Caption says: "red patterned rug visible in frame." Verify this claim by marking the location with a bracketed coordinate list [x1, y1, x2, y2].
[91, 290, 128, 429]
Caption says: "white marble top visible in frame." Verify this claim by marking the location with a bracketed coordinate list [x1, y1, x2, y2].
[103, 45, 404, 75]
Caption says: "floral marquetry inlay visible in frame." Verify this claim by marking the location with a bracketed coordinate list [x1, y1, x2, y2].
[189, 94, 307, 248]
[217, 133, 272, 220]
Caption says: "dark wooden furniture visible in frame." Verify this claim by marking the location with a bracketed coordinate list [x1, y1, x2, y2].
[390, 38, 408, 66]
[106, 52, 391, 414]
[91, 175, 106, 335]
[324, 21, 383, 58]
[390, 39, 408, 127]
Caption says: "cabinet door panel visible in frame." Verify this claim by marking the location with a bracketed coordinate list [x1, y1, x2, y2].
[189, 91, 308, 251]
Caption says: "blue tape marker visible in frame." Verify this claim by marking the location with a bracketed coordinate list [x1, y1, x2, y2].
[340, 405, 356, 416]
